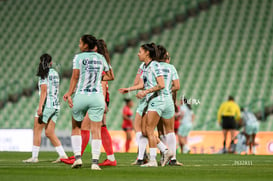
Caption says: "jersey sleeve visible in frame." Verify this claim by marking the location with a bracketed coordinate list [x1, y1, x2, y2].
[152, 62, 163, 77]
[39, 77, 47, 85]
[72, 55, 80, 69]
[101, 56, 110, 72]
[171, 65, 179, 80]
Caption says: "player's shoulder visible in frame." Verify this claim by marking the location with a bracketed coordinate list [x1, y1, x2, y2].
[139, 62, 145, 69]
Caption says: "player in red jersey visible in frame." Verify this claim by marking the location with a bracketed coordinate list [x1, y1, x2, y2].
[61, 39, 116, 166]
[122, 98, 134, 152]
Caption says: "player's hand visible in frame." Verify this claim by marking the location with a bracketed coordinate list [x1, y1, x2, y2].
[119, 88, 129, 94]
[67, 96, 73, 108]
[136, 91, 146, 99]
[37, 107, 43, 116]
[63, 92, 70, 101]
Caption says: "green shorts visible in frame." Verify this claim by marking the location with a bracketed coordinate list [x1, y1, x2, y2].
[72, 93, 105, 122]
[147, 96, 174, 119]
[136, 98, 147, 116]
[245, 122, 259, 135]
[178, 123, 192, 137]
[35, 107, 59, 124]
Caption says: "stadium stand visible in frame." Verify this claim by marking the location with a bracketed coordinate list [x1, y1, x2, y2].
[0, 0, 272, 131]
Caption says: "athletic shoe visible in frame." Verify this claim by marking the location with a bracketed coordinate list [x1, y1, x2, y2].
[98, 159, 117, 166]
[169, 159, 183, 166]
[140, 160, 158, 167]
[52, 156, 68, 163]
[161, 150, 173, 167]
[23, 157, 39, 163]
[71, 159, 82, 169]
[91, 164, 101, 170]
[61, 157, 76, 165]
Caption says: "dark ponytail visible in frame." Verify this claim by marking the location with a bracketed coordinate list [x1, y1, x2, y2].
[37, 53, 52, 79]
[157, 45, 167, 62]
[81, 34, 97, 50]
[141, 42, 159, 60]
[97, 39, 111, 65]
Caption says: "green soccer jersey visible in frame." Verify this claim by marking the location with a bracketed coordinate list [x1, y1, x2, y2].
[159, 62, 179, 96]
[141, 61, 164, 101]
[38, 68, 60, 109]
[73, 51, 109, 95]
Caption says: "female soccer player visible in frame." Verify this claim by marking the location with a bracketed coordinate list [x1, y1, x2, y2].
[61, 39, 116, 166]
[23, 54, 67, 163]
[122, 98, 134, 152]
[119, 43, 173, 167]
[178, 98, 195, 154]
[63, 35, 113, 170]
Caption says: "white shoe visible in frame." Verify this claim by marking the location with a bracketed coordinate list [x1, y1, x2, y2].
[162, 150, 173, 167]
[23, 157, 39, 163]
[91, 164, 101, 170]
[71, 159, 82, 169]
[140, 160, 158, 167]
[52, 155, 68, 163]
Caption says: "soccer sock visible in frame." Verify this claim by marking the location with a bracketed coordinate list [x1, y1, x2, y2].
[71, 135, 82, 158]
[252, 145, 256, 154]
[32, 145, 40, 159]
[160, 135, 167, 145]
[101, 126, 114, 156]
[135, 132, 142, 145]
[149, 148, 157, 161]
[157, 141, 168, 154]
[55, 145, 67, 157]
[92, 139, 102, 161]
[138, 135, 148, 160]
[166, 132, 176, 160]
[125, 139, 131, 152]
[223, 140, 226, 149]
[81, 130, 90, 156]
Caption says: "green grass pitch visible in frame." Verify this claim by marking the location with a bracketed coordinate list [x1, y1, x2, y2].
[0, 152, 272, 181]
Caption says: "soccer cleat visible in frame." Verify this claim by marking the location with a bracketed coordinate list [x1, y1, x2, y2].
[91, 164, 101, 170]
[161, 150, 173, 167]
[23, 157, 39, 163]
[61, 157, 76, 165]
[132, 159, 145, 165]
[169, 159, 184, 166]
[71, 158, 82, 169]
[98, 159, 117, 166]
[140, 160, 158, 167]
[52, 156, 68, 163]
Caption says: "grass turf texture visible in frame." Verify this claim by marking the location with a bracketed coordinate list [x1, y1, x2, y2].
[0, 152, 272, 181]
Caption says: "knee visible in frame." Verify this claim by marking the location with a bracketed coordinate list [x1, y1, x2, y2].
[45, 130, 53, 138]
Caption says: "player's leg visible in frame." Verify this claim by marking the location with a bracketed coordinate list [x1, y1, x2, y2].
[229, 129, 236, 153]
[141, 111, 161, 167]
[90, 120, 102, 170]
[99, 110, 117, 166]
[125, 129, 132, 152]
[45, 119, 68, 163]
[245, 134, 250, 154]
[251, 134, 256, 154]
[88, 94, 105, 170]
[23, 117, 44, 163]
[134, 113, 148, 165]
[81, 114, 91, 156]
[222, 129, 228, 153]
[71, 116, 83, 168]
[162, 116, 181, 165]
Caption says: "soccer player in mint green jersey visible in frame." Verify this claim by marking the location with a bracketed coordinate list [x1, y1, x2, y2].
[240, 108, 259, 154]
[119, 43, 173, 167]
[63, 35, 113, 170]
[23, 54, 67, 163]
[156, 46, 182, 166]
